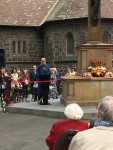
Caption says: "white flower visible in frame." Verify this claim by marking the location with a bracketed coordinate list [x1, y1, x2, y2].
[88, 66, 92, 70]
[105, 72, 113, 77]
[101, 66, 106, 71]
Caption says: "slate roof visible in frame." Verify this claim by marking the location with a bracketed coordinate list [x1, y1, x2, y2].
[46, 0, 113, 22]
[0, 0, 58, 26]
[46, 0, 88, 21]
[0, 0, 113, 27]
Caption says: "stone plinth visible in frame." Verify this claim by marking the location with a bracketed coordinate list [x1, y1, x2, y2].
[77, 42, 113, 74]
[60, 76, 113, 106]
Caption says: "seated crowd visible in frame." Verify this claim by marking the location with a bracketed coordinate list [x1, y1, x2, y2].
[46, 103, 89, 150]
[46, 96, 113, 150]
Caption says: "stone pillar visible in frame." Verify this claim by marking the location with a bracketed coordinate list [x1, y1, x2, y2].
[77, 0, 113, 73]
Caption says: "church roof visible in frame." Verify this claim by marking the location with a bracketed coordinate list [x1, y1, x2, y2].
[46, 0, 113, 22]
[0, 0, 58, 26]
[46, 0, 88, 21]
[0, 0, 113, 27]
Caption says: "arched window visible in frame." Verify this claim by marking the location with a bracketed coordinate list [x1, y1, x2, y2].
[66, 33, 74, 55]
[102, 31, 111, 44]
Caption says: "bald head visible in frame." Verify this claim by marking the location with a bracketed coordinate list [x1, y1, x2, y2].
[41, 58, 46, 65]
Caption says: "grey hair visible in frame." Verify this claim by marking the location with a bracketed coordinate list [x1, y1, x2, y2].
[64, 103, 83, 120]
[97, 96, 113, 122]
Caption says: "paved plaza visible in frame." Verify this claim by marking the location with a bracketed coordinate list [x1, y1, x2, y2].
[0, 113, 58, 150]
[0, 97, 97, 150]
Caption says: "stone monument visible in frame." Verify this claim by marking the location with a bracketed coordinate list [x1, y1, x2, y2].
[78, 0, 113, 73]
[61, 0, 113, 106]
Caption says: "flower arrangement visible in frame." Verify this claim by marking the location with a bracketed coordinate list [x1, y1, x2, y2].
[105, 72, 113, 77]
[87, 61, 106, 77]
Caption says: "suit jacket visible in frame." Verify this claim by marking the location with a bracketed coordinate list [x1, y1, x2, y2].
[29, 71, 37, 82]
[46, 119, 88, 150]
[69, 126, 113, 150]
[36, 64, 50, 77]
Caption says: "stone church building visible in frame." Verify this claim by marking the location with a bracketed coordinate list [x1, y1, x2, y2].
[0, 0, 113, 75]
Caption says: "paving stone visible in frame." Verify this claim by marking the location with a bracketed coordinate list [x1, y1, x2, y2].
[6, 98, 97, 120]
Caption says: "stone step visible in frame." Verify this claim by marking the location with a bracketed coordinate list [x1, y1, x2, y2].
[6, 98, 97, 120]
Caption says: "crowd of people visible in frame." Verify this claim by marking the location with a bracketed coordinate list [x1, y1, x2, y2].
[1, 57, 113, 149]
[46, 96, 113, 150]
[0, 58, 61, 105]
[0, 57, 77, 105]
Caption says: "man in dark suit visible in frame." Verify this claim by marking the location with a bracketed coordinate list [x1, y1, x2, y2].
[36, 58, 51, 105]
[29, 65, 38, 101]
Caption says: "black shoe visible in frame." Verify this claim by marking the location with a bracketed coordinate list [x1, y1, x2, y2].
[39, 102, 44, 105]
[44, 102, 51, 105]
[34, 98, 37, 101]
[47, 102, 51, 105]
[39, 102, 47, 105]
[39, 102, 51, 105]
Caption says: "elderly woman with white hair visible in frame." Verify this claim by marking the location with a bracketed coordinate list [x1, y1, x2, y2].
[46, 103, 89, 150]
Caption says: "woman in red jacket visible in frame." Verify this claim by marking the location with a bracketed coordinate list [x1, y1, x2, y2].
[46, 103, 89, 150]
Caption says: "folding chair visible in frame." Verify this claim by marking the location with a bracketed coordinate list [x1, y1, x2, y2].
[54, 130, 78, 150]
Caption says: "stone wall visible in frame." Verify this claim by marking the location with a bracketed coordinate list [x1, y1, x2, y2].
[43, 20, 88, 75]
[0, 19, 113, 75]
[43, 19, 113, 75]
[0, 26, 43, 73]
